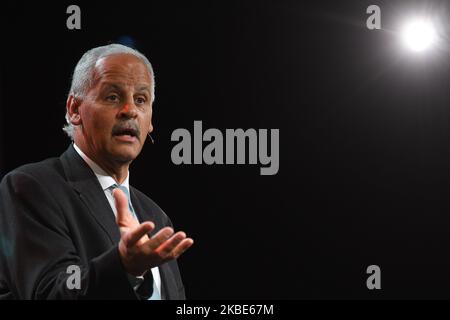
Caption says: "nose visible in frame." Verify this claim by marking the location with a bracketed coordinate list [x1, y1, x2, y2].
[118, 102, 137, 119]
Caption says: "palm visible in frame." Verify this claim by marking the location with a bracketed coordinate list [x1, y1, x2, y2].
[114, 189, 150, 245]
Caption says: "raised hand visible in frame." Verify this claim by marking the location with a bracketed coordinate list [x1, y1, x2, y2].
[113, 188, 194, 276]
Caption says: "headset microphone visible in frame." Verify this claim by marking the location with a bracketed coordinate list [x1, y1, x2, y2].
[147, 133, 155, 144]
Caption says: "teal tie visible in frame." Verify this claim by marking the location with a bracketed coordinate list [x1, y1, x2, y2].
[111, 184, 161, 300]
[112, 184, 138, 220]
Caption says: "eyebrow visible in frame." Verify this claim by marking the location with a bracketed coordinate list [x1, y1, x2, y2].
[100, 82, 150, 94]
[136, 85, 151, 93]
[101, 83, 123, 91]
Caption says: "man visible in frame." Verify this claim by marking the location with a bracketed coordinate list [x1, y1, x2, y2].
[0, 44, 194, 299]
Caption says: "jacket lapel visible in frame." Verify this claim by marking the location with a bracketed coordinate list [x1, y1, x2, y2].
[157, 262, 177, 300]
[60, 144, 121, 244]
[130, 188, 178, 300]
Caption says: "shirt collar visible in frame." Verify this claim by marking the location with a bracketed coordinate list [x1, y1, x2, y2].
[73, 143, 130, 192]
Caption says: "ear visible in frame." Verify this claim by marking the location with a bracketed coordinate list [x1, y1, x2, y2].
[66, 95, 82, 126]
[148, 107, 154, 133]
[148, 119, 154, 134]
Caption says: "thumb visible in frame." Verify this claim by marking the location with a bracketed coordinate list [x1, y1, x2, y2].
[113, 188, 132, 226]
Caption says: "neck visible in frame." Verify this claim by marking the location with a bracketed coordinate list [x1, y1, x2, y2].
[105, 165, 129, 185]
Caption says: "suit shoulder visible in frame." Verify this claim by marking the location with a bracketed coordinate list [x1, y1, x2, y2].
[1, 157, 63, 185]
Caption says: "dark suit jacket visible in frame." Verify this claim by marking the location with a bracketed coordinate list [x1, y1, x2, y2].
[0, 145, 186, 300]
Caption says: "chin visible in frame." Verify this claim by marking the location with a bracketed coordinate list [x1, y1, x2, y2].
[111, 146, 141, 163]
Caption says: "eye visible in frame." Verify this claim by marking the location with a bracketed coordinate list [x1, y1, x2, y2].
[135, 96, 147, 105]
[106, 94, 119, 102]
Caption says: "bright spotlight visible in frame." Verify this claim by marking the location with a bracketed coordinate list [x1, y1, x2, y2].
[401, 19, 437, 52]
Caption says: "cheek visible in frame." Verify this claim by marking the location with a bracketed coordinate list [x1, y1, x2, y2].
[83, 109, 114, 135]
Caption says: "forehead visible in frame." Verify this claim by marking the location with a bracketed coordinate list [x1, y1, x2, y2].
[93, 54, 152, 86]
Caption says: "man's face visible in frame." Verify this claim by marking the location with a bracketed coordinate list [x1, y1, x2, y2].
[76, 54, 153, 166]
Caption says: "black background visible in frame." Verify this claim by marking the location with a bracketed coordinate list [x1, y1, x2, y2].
[1, 0, 450, 299]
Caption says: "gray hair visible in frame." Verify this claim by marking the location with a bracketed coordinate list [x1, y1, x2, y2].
[63, 44, 155, 139]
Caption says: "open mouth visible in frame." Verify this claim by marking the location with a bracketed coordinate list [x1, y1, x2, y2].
[112, 127, 140, 141]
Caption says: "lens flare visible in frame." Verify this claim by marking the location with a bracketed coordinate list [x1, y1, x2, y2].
[401, 19, 437, 52]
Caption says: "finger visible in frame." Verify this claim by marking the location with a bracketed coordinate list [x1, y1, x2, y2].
[113, 188, 132, 226]
[123, 222, 154, 248]
[170, 238, 194, 259]
[147, 227, 174, 251]
[155, 231, 187, 257]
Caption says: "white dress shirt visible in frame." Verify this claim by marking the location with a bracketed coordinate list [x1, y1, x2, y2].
[73, 143, 162, 299]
